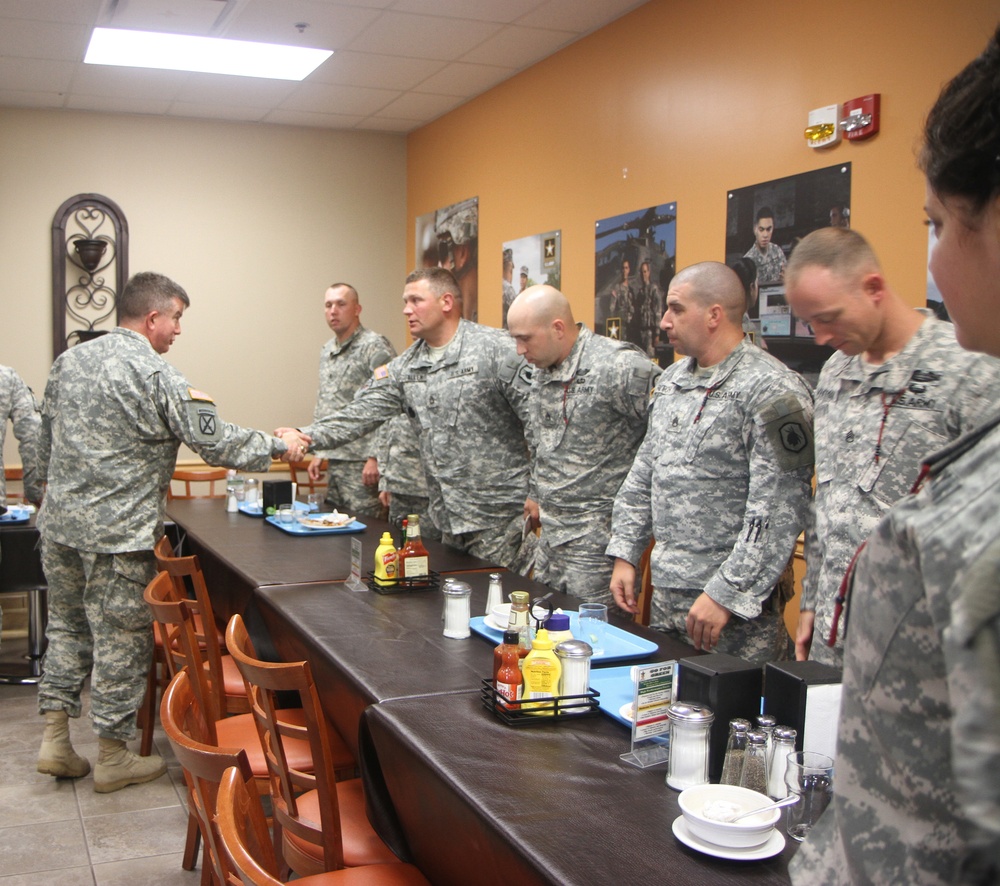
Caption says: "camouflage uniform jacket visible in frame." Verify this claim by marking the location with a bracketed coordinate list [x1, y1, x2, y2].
[606, 340, 814, 618]
[743, 241, 786, 285]
[313, 325, 396, 463]
[376, 412, 428, 498]
[790, 410, 1000, 885]
[0, 364, 43, 502]
[303, 319, 532, 536]
[528, 325, 659, 547]
[804, 311, 1000, 664]
[37, 328, 286, 554]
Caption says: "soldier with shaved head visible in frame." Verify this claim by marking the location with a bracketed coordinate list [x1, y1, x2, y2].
[607, 262, 814, 663]
[507, 285, 660, 601]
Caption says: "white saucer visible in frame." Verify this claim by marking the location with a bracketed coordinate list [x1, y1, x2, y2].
[671, 815, 785, 861]
[618, 702, 634, 722]
[482, 615, 507, 632]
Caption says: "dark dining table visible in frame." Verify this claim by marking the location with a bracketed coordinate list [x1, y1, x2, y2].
[0, 513, 46, 683]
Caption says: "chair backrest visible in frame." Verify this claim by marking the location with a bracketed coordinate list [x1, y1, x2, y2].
[225, 613, 345, 871]
[286, 459, 327, 495]
[634, 540, 654, 627]
[217, 765, 285, 886]
[161, 669, 253, 886]
[169, 467, 229, 500]
[144, 571, 222, 736]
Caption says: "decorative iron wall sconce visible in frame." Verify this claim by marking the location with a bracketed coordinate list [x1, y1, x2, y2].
[51, 193, 129, 357]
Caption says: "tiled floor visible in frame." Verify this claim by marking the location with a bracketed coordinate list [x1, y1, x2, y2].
[0, 636, 200, 886]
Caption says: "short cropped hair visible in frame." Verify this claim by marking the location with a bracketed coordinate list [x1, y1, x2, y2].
[405, 267, 462, 301]
[327, 282, 359, 302]
[755, 206, 775, 224]
[786, 227, 881, 286]
[117, 272, 189, 322]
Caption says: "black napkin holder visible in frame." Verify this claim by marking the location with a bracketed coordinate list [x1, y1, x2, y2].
[763, 660, 842, 758]
[676, 653, 763, 782]
[261, 479, 293, 514]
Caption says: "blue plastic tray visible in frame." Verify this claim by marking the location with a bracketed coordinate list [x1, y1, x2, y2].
[265, 515, 367, 535]
[469, 614, 658, 665]
[0, 507, 31, 525]
[589, 664, 638, 727]
[238, 500, 310, 518]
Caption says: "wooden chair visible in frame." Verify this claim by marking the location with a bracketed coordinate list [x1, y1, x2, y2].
[168, 467, 229, 500]
[225, 614, 397, 877]
[286, 459, 328, 496]
[145, 574, 353, 879]
[161, 668, 255, 886]
[217, 766, 430, 886]
[633, 540, 654, 627]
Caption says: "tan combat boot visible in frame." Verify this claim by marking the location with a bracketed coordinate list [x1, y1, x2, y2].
[93, 738, 167, 793]
[37, 710, 91, 778]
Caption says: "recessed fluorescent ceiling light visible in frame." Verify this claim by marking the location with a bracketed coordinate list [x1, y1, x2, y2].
[84, 27, 332, 81]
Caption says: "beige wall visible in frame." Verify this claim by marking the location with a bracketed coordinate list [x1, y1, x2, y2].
[1, 108, 406, 465]
[406, 0, 998, 327]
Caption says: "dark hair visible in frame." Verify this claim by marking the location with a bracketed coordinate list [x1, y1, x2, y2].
[728, 257, 758, 304]
[117, 272, 189, 321]
[326, 282, 359, 301]
[755, 206, 775, 224]
[921, 24, 1000, 215]
[405, 266, 462, 301]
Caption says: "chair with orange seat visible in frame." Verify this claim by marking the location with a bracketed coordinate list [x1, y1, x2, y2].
[286, 459, 327, 496]
[168, 467, 229, 500]
[145, 573, 355, 879]
[225, 614, 401, 877]
[217, 766, 430, 886]
[160, 667, 256, 886]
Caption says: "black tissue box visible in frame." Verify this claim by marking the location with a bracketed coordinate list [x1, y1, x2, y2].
[676, 653, 763, 782]
[261, 479, 293, 514]
[763, 660, 842, 760]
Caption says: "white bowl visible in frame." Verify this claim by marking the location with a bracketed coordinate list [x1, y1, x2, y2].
[490, 602, 512, 627]
[677, 784, 780, 849]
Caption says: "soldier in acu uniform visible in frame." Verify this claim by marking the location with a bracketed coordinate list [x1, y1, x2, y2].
[507, 285, 659, 603]
[607, 261, 813, 664]
[310, 282, 396, 519]
[35, 272, 302, 793]
[284, 267, 535, 573]
[790, 27, 1000, 884]
[785, 227, 1000, 667]
[0, 364, 43, 644]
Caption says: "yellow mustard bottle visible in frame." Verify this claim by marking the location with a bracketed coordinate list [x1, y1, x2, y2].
[373, 531, 398, 587]
[521, 628, 562, 716]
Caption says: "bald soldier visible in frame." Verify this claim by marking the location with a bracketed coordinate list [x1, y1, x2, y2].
[785, 227, 1000, 666]
[607, 262, 814, 663]
[507, 285, 660, 602]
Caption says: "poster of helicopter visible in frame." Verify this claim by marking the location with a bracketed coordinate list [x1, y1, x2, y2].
[415, 196, 479, 322]
[595, 202, 677, 365]
[500, 230, 561, 328]
[725, 163, 851, 381]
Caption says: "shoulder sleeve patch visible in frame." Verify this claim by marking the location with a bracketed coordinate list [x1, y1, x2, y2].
[187, 388, 215, 403]
[183, 400, 222, 444]
[759, 394, 814, 470]
[497, 351, 523, 384]
[373, 364, 389, 380]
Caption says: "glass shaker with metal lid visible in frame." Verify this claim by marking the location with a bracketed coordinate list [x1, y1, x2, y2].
[665, 701, 714, 791]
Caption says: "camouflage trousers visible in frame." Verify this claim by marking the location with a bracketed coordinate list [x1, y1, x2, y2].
[534, 533, 614, 605]
[37, 541, 156, 740]
[324, 459, 385, 520]
[651, 586, 791, 665]
[386, 491, 441, 542]
[443, 512, 537, 577]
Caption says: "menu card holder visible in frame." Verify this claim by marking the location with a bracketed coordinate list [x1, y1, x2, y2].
[676, 653, 762, 782]
[763, 660, 842, 761]
[620, 661, 675, 770]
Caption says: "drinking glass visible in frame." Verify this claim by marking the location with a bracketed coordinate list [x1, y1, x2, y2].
[244, 478, 259, 508]
[577, 603, 609, 654]
[306, 492, 324, 511]
[784, 751, 834, 841]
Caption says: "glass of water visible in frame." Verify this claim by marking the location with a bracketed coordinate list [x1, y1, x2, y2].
[577, 603, 609, 654]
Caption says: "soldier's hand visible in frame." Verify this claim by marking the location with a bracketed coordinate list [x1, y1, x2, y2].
[795, 610, 815, 661]
[686, 593, 731, 652]
[610, 558, 638, 614]
[362, 457, 380, 487]
[379, 491, 391, 508]
[307, 458, 323, 481]
[279, 430, 308, 462]
[523, 497, 540, 532]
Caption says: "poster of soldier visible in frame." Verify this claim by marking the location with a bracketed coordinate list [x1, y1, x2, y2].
[415, 196, 479, 322]
[500, 230, 561, 328]
[594, 202, 677, 365]
[725, 163, 851, 382]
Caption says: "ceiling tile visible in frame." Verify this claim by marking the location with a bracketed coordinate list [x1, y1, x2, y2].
[222, 0, 381, 50]
[344, 11, 503, 61]
[172, 72, 298, 105]
[460, 23, 577, 68]
[70, 65, 191, 100]
[354, 115, 419, 132]
[389, 0, 546, 24]
[262, 107, 366, 128]
[0, 57, 77, 93]
[65, 94, 174, 115]
[516, 0, 646, 33]
[308, 51, 446, 90]
[0, 0, 101, 25]
[0, 89, 68, 109]
[414, 61, 516, 97]
[0, 18, 90, 60]
[166, 100, 270, 122]
[373, 91, 464, 120]
[279, 81, 400, 116]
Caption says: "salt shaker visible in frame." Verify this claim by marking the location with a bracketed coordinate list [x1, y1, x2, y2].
[756, 713, 777, 766]
[720, 718, 751, 786]
[485, 572, 503, 617]
[767, 726, 797, 799]
[554, 639, 593, 714]
[441, 579, 472, 639]
[665, 701, 714, 791]
[225, 484, 239, 512]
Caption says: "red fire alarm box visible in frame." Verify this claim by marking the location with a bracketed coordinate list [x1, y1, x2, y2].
[841, 93, 880, 141]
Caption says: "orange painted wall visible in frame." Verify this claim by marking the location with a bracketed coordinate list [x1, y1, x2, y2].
[407, 0, 998, 327]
